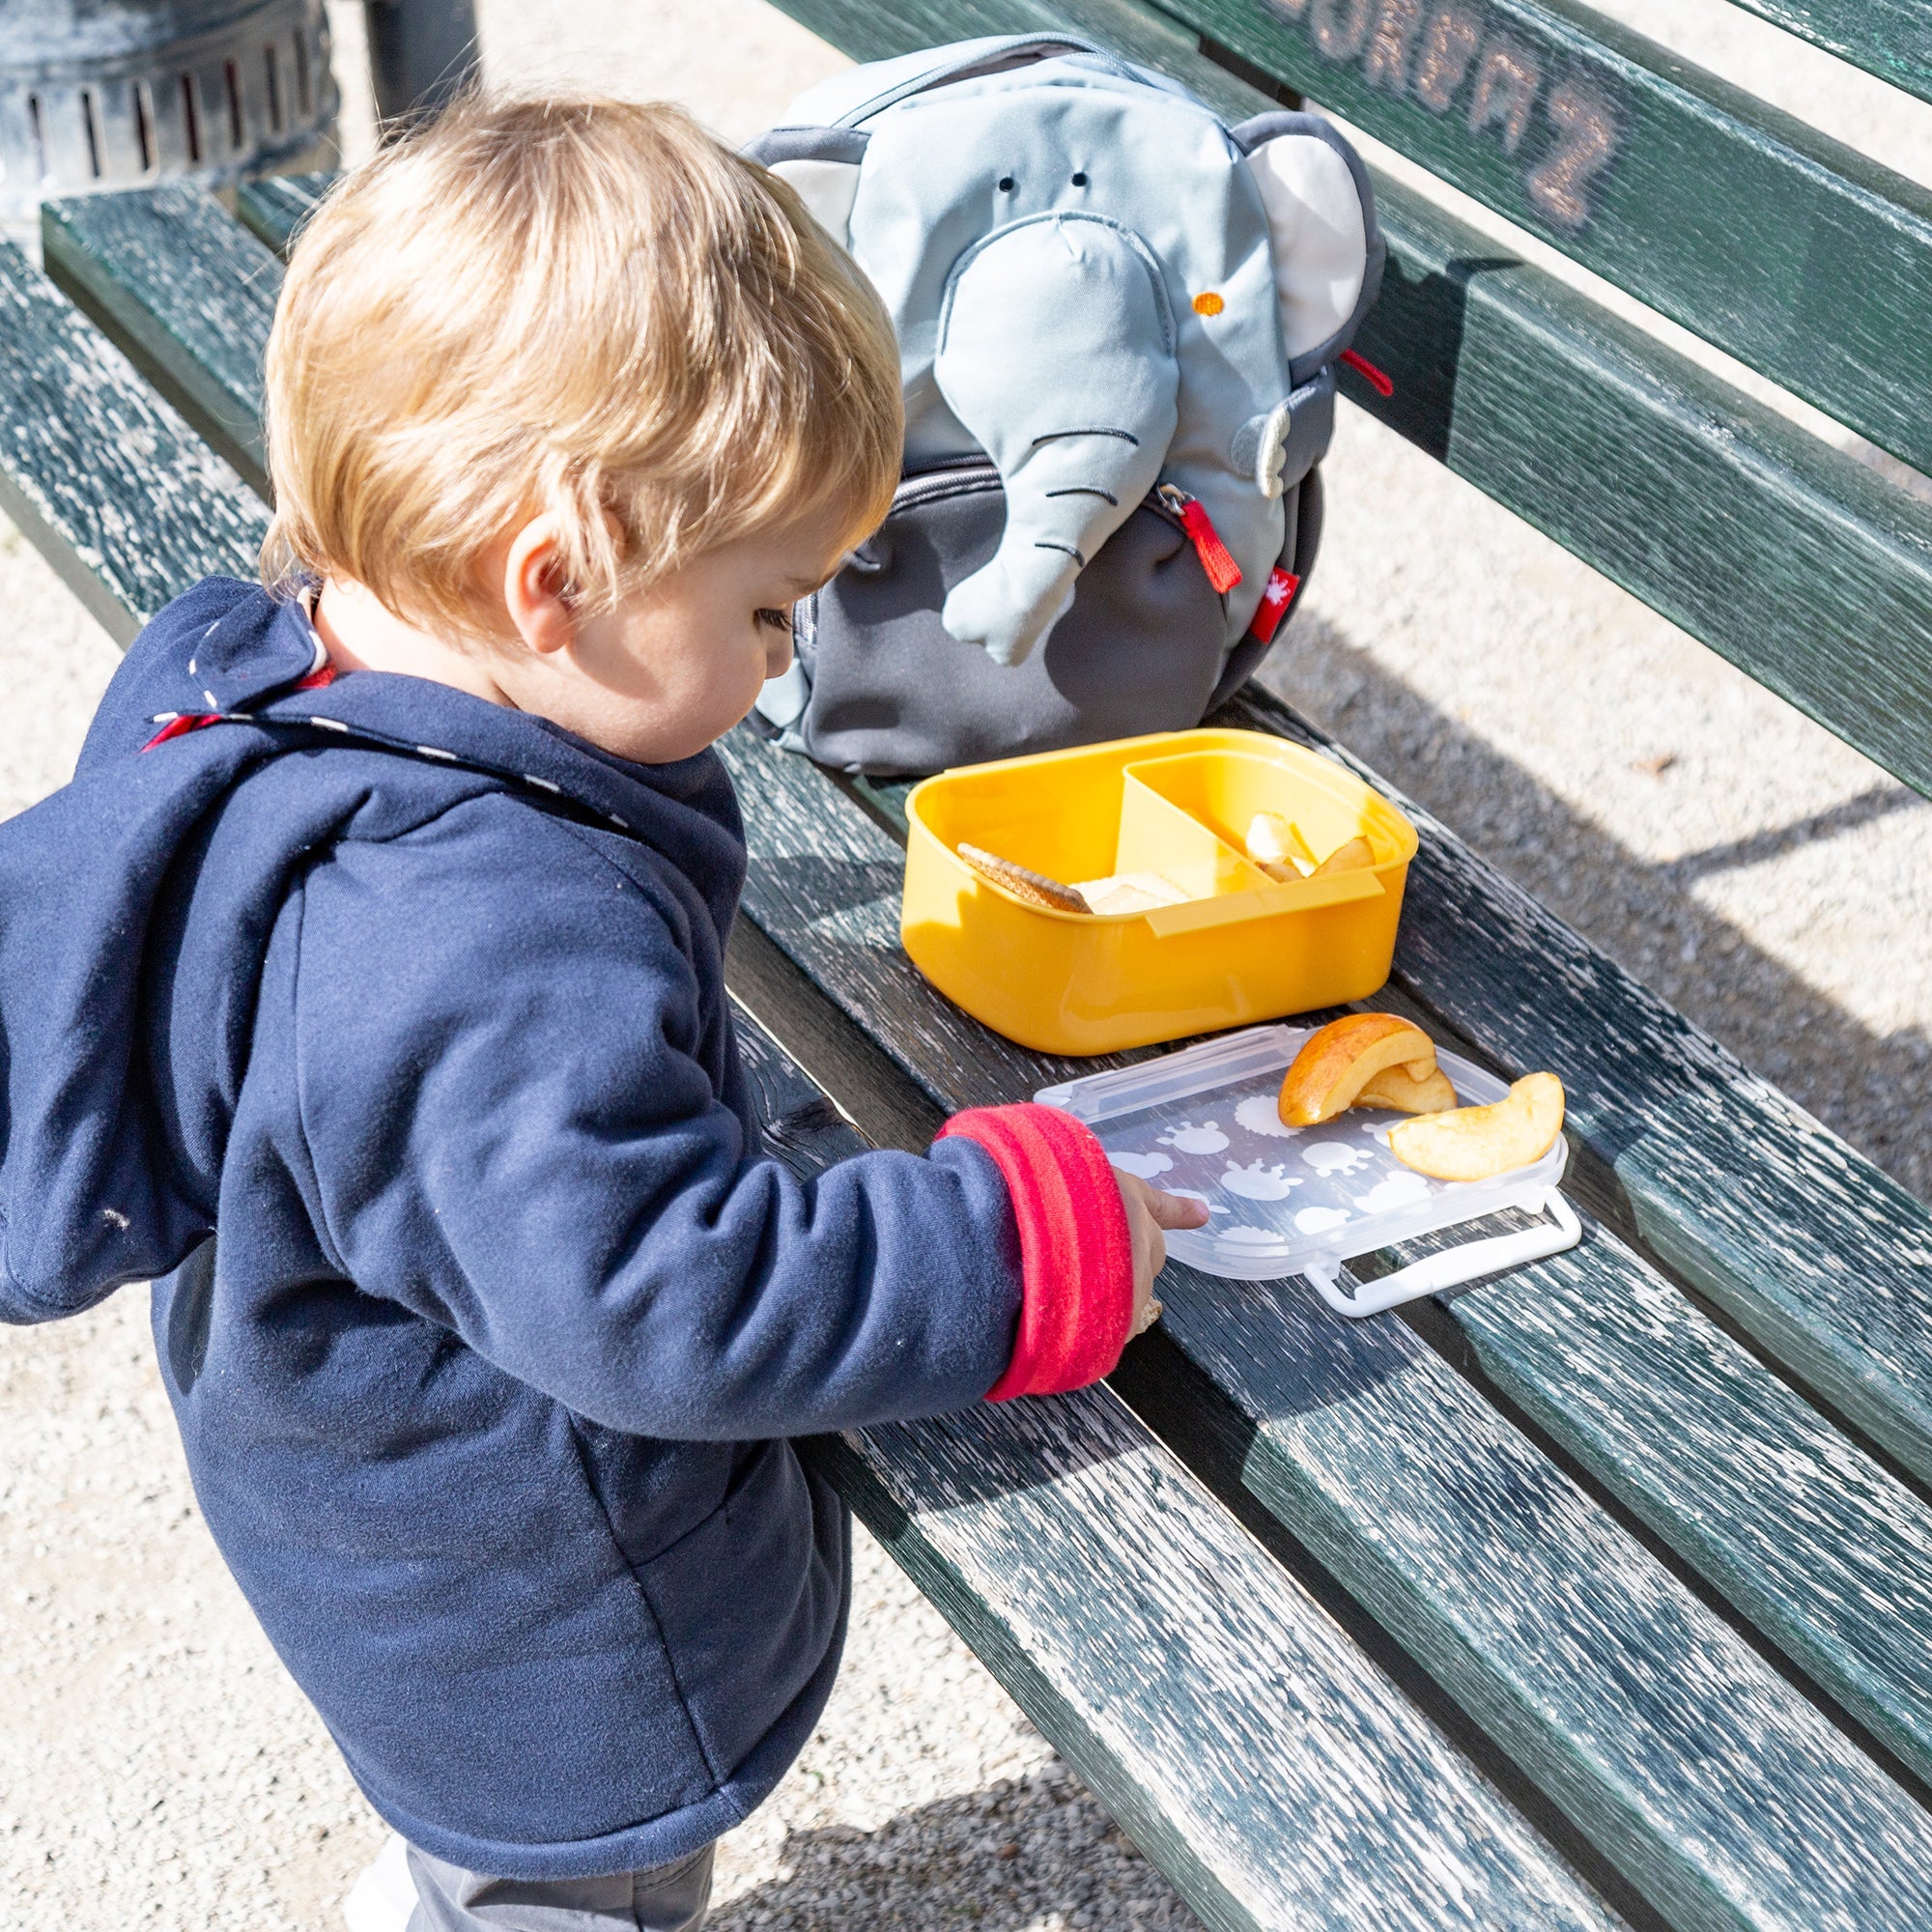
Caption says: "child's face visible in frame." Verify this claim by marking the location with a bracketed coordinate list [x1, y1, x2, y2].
[499, 508, 852, 765]
[313, 506, 856, 767]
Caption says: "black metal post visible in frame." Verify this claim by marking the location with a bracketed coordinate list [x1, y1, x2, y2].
[362, 0, 480, 130]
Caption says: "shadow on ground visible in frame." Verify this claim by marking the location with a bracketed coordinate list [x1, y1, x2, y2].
[1261, 620, 1932, 1203]
[712, 1766, 1199, 1930]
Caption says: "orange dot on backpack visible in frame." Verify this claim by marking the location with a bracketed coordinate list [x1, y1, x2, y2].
[1192, 291, 1225, 316]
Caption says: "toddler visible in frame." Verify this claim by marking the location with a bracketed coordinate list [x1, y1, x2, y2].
[0, 95, 1201, 1932]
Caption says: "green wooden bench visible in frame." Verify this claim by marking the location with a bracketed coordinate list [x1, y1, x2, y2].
[6, 2, 1932, 1924]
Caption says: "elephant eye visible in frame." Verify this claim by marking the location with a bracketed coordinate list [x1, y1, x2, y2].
[1071, 171, 1089, 186]
[998, 175, 1015, 192]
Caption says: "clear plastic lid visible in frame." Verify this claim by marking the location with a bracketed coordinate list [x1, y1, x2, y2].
[1036, 1023, 1570, 1283]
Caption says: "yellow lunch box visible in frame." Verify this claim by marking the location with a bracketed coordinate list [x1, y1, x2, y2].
[900, 729, 1418, 1055]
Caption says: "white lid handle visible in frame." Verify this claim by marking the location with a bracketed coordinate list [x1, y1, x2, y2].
[1301, 1189, 1582, 1319]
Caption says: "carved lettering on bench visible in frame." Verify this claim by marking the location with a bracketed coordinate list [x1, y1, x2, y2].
[1528, 81, 1622, 228]
[1248, 0, 1627, 228]
[1363, 0, 1426, 92]
[1311, 0, 1375, 61]
[1410, 5, 1484, 112]
[1466, 38, 1542, 155]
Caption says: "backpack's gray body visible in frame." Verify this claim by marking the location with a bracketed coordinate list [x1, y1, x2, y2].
[748, 37, 1382, 776]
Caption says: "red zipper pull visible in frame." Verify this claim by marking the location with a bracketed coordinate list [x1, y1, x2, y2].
[1157, 484, 1242, 594]
[1340, 348, 1395, 397]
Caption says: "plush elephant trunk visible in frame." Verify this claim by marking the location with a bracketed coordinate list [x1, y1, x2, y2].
[933, 213, 1181, 667]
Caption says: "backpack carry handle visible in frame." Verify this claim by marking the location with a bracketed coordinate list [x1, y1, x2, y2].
[833, 35, 1128, 127]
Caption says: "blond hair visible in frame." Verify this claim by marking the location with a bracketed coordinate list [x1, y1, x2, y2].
[261, 94, 902, 635]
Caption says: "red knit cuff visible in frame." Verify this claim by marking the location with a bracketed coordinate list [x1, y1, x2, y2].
[938, 1103, 1134, 1403]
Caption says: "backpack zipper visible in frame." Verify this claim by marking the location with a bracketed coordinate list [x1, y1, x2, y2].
[887, 464, 1242, 597]
[893, 463, 1190, 535]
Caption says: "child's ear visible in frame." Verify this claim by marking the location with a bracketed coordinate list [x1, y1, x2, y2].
[501, 516, 579, 656]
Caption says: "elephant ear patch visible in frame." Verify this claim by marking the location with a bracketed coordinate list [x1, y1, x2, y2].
[1244, 134, 1370, 358]
[768, 157, 864, 249]
[743, 127, 870, 251]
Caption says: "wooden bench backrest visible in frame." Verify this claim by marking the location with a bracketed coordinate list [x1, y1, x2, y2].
[759, 0, 1932, 798]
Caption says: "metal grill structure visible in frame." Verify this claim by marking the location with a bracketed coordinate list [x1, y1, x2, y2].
[0, 1, 338, 230]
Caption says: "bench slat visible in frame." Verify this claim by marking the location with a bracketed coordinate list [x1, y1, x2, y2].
[812, 1403, 1634, 1932]
[234, 170, 332, 256]
[1145, 0, 1932, 479]
[41, 187, 281, 498]
[1435, 1231, 1932, 1790]
[1339, 173, 1932, 804]
[1723, 2, 1932, 106]
[0, 239, 267, 644]
[734, 1009, 1635, 1932]
[1130, 1244, 1932, 1932]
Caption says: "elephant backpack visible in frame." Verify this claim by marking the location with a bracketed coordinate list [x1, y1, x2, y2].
[746, 34, 1385, 778]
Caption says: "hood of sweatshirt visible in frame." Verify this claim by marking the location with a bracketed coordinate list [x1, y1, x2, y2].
[0, 577, 745, 1323]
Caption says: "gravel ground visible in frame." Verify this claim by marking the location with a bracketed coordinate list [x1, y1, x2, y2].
[2, 2, 1929, 1927]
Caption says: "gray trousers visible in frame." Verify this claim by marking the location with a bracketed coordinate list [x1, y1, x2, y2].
[404, 1842, 714, 1932]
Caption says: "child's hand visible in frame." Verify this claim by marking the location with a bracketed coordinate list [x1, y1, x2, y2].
[1115, 1173, 1211, 1339]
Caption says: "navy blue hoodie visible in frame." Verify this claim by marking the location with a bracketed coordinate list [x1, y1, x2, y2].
[0, 580, 1132, 1878]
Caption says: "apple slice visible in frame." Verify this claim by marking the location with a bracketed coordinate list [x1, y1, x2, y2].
[1312, 835, 1375, 875]
[1354, 1063, 1458, 1114]
[1388, 1072, 1566, 1181]
[1278, 1013, 1438, 1126]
